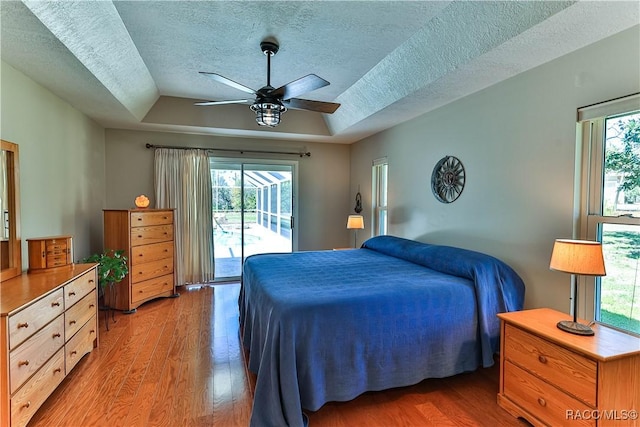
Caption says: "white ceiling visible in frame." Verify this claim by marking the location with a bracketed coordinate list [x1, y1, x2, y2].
[1, 1, 638, 144]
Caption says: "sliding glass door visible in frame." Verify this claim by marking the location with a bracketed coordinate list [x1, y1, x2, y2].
[210, 159, 296, 280]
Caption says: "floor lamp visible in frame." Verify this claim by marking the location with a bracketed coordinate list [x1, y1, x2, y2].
[346, 215, 364, 248]
[549, 238, 606, 336]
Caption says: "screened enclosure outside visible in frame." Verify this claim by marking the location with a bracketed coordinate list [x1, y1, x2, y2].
[211, 161, 293, 279]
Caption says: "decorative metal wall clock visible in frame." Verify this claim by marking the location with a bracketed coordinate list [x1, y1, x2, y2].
[431, 155, 465, 203]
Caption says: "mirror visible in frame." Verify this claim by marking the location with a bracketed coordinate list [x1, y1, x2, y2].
[0, 140, 21, 282]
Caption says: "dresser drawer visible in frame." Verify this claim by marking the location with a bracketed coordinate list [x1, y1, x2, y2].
[65, 314, 97, 373]
[131, 258, 173, 284]
[131, 241, 174, 265]
[504, 324, 597, 406]
[131, 273, 174, 304]
[9, 315, 65, 394]
[65, 289, 96, 339]
[131, 224, 174, 246]
[10, 348, 65, 427]
[131, 210, 173, 227]
[64, 269, 97, 308]
[8, 289, 64, 351]
[504, 361, 595, 427]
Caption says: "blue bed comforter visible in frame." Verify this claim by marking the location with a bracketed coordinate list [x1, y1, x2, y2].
[240, 235, 525, 427]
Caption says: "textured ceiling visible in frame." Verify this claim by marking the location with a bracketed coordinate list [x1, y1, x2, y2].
[1, 1, 639, 144]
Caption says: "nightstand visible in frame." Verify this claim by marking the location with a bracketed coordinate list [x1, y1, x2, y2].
[497, 308, 640, 427]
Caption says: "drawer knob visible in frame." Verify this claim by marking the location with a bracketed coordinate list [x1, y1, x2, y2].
[69, 320, 77, 325]
[538, 355, 548, 364]
[90, 329, 96, 334]
[89, 279, 95, 283]
[17, 322, 29, 329]
[138, 235, 143, 238]
[537, 397, 547, 407]
[69, 291, 76, 296]
[90, 303, 95, 308]
[52, 333, 61, 338]
[22, 401, 31, 409]
[71, 350, 77, 356]
[54, 368, 62, 374]
[51, 301, 61, 307]
[18, 360, 29, 367]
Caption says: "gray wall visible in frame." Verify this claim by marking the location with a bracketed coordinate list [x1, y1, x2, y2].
[349, 26, 640, 312]
[104, 129, 351, 250]
[0, 60, 106, 266]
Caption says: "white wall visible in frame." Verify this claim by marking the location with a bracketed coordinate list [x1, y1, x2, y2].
[104, 129, 351, 250]
[0, 61, 106, 266]
[349, 26, 640, 312]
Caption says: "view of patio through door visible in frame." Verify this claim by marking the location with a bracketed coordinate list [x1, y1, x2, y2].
[211, 159, 294, 279]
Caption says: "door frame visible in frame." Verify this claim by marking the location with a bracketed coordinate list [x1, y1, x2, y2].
[210, 156, 299, 280]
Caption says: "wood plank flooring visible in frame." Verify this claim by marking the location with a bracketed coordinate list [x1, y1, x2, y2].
[28, 283, 528, 426]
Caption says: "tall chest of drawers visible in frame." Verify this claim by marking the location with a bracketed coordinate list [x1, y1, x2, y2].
[0, 264, 99, 427]
[498, 308, 640, 427]
[103, 209, 178, 313]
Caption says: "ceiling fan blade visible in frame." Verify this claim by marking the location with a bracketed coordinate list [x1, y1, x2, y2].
[283, 98, 341, 114]
[194, 99, 252, 106]
[199, 72, 256, 95]
[271, 74, 330, 100]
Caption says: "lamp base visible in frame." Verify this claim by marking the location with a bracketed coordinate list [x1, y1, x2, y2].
[556, 320, 594, 336]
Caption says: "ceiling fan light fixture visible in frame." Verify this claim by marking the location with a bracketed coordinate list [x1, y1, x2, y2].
[251, 102, 286, 127]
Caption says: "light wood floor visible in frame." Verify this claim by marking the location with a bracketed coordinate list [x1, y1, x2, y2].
[28, 283, 529, 426]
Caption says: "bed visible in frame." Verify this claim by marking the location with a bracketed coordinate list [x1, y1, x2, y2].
[239, 235, 525, 427]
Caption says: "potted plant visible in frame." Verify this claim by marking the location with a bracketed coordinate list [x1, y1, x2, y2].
[81, 249, 128, 329]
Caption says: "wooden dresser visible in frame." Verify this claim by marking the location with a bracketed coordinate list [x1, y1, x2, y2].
[498, 308, 640, 426]
[103, 209, 177, 313]
[0, 264, 99, 427]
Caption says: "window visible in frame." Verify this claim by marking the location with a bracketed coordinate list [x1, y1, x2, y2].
[372, 158, 388, 236]
[579, 94, 640, 335]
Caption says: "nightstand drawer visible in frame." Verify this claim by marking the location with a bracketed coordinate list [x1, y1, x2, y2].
[504, 361, 595, 427]
[504, 324, 597, 406]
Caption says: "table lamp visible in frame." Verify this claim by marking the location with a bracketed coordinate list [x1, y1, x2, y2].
[346, 215, 364, 248]
[549, 239, 606, 336]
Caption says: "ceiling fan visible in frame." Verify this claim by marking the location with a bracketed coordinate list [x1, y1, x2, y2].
[195, 39, 340, 127]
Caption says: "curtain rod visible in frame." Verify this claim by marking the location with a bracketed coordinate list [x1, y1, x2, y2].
[145, 143, 311, 157]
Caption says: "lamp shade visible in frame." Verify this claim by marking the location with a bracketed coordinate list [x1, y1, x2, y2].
[346, 215, 364, 230]
[549, 239, 606, 276]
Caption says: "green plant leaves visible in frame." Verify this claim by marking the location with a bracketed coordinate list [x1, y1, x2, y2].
[81, 249, 128, 289]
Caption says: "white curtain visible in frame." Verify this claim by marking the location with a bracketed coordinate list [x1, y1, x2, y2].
[154, 148, 215, 285]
